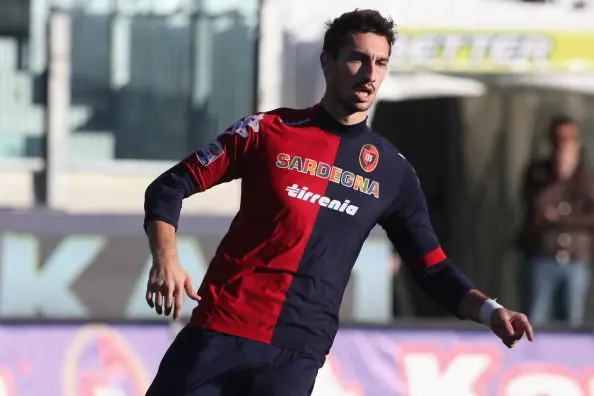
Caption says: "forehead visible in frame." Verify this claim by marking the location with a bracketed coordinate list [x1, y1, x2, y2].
[342, 32, 390, 58]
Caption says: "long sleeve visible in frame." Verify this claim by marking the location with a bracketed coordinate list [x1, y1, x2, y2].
[143, 113, 265, 231]
[144, 162, 198, 231]
[378, 160, 476, 315]
[184, 113, 265, 191]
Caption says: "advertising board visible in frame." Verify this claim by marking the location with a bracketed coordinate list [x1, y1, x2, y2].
[0, 324, 592, 396]
[391, 29, 594, 73]
[0, 211, 393, 323]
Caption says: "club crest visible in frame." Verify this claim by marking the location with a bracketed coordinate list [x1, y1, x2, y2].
[359, 144, 379, 173]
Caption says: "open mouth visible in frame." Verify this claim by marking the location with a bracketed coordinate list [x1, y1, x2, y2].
[354, 85, 373, 100]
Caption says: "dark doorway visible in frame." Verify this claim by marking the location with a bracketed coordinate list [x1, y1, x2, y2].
[371, 97, 466, 318]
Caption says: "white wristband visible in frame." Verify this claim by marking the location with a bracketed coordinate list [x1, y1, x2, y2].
[479, 299, 504, 326]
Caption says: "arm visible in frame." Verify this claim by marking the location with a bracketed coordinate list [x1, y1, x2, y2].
[378, 161, 495, 323]
[144, 113, 264, 231]
[143, 161, 202, 319]
[379, 161, 534, 346]
[144, 161, 198, 296]
[143, 113, 264, 319]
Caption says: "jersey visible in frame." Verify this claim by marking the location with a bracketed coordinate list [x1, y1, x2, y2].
[182, 104, 451, 357]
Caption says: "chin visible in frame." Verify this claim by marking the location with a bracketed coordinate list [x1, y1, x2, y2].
[351, 102, 372, 113]
[342, 98, 373, 114]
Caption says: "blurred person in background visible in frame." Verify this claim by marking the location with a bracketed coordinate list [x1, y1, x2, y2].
[517, 115, 594, 327]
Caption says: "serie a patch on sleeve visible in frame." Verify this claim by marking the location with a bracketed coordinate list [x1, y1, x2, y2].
[196, 139, 224, 166]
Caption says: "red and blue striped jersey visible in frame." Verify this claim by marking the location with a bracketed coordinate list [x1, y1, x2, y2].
[178, 104, 472, 357]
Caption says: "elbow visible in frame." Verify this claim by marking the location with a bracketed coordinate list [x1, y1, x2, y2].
[144, 179, 156, 203]
[143, 163, 198, 232]
[144, 178, 163, 206]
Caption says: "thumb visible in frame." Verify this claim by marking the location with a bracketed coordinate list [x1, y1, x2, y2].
[184, 277, 201, 301]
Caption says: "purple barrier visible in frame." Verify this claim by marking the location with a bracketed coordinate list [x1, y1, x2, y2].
[0, 324, 171, 396]
[0, 324, 593, 396]
[326, 329, 594, 396]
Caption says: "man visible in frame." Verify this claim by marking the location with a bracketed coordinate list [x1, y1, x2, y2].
[143, 9, 533, 396]
[518, 115, 594, 326]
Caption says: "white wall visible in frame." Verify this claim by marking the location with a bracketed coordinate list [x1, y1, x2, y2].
[0, 171, 241, 215]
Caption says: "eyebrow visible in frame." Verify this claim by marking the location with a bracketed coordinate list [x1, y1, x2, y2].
[351, 50, 389, 63]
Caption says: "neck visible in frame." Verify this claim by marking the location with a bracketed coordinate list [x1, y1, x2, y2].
[321, 94, 367, 125]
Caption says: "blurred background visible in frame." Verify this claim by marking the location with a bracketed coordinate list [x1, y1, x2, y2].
[2, 0, 594, 394]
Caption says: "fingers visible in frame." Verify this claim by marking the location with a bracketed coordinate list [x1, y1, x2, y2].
[147, 284, 194, 320]
[184, 277, 201, 302]
[145, 267, 201, 320]
[155, 290, 164, 315]
[501, 310, 515, 337]
[145, 290, 155, 308]
[164, 283, 174, 317]
[145, 268, 157, 308]
[500, 312, 534, 348]
[515, 313, 534, 342]
[524, 318, 535, 342]
[504, 335, 521, 349]
[173, 289, 184, 321]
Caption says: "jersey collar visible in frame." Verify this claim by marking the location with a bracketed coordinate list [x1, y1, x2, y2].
[312, 103, 369, 138]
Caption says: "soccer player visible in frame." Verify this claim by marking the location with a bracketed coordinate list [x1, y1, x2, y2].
[143, 9, 534, 396]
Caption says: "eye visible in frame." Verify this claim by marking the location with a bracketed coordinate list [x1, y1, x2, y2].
[348, 54, 364, 62]
[376, 60, 388, 68]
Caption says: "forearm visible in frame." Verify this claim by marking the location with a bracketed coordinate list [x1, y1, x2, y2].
[412, 260, 477, 317]
[457, 289, 490, 323]
[415, 264, 494, 323]
[147, 221, 179, 263]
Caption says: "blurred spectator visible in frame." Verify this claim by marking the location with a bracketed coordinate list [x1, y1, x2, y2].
[516, 115, 594, 327]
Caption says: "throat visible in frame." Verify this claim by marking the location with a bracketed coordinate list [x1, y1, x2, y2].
[321, 95, 367, 125]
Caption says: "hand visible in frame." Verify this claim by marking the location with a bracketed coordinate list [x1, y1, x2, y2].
[145, 261, 201, 320]
[489, 309, 534, 348]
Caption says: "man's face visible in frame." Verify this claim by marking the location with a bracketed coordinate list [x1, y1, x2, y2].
[553, 122, 580, 154]
[322, 32, 390, 113]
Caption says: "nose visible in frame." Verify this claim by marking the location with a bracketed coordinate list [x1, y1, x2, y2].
[362, 60, 378, 83]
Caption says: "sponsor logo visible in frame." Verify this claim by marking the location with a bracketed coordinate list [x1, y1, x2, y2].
[196, 113, 264, 166]
[224, 113, 264, 137]
[391, 30, 555, 70]
[281, 118, 311, 127]
[286, 184, 359, 216]
[196, 140, 224, 166]
[276, 154, 380, 199]
[359, 144, 379, 173]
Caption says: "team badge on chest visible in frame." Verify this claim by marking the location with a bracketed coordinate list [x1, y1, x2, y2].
[359, 144, 379, 173]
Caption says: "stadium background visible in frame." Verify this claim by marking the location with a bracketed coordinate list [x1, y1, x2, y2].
[1, 0, 594, 394]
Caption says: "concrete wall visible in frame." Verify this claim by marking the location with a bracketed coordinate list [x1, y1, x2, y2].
[0, 170, 241, 215]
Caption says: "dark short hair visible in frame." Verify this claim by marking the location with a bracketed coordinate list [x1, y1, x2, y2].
[548, 114, 577, 143]
[323, 9, 396, 58]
